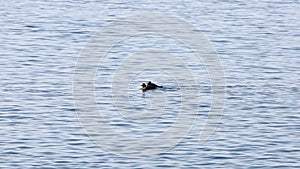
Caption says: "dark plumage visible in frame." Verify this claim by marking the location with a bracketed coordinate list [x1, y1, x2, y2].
[147, 81, 163, 88]
[141, 81, 163, 91]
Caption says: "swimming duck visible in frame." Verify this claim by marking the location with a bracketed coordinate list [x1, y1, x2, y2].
[141, 81, 163, 91]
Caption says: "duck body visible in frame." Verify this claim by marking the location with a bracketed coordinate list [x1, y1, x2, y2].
[141, 81, 163, 91]
[147, 81, 163, 88]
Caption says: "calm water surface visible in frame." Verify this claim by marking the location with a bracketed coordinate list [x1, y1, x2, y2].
[0, 0, 299, 168]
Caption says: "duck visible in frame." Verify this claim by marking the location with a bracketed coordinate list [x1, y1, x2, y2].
[141, 81, 163, 91]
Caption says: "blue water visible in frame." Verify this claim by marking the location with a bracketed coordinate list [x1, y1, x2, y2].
[0, 0, 299, 168]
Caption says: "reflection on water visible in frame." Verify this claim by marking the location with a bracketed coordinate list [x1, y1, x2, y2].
[0, 0, 299, 168]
